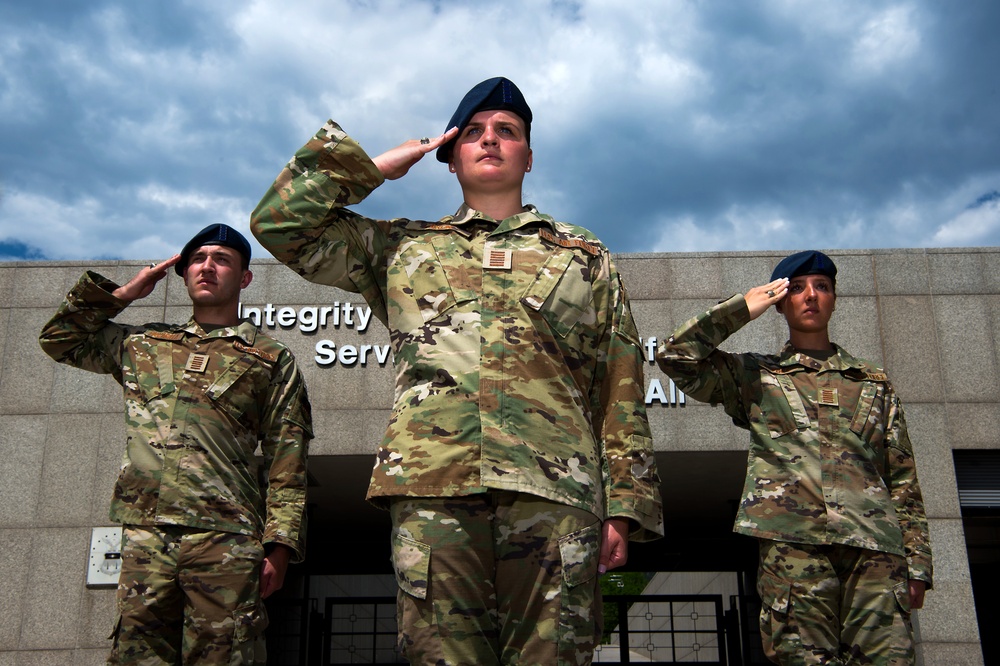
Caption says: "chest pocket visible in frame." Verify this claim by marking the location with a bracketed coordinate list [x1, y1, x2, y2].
[757, 370, 810, 438]
[520, 249, 594, 338]
[389, 238, 477, 333]
[124, 334, 179, 405]
[848, 381, 885, 444]
[206, 354, 261, 428]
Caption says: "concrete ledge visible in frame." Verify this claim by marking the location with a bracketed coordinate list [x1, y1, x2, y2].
[917, 642, 985, 666]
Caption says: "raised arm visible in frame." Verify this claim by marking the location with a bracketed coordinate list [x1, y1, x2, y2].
[38, 265, 175, 379]
[250, 120, 408, 325]
[655, 278, 787, 408]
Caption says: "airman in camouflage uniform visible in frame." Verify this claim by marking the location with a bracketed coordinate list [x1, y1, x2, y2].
[39, 224, 312, 665]
[251, 77, 662, 665]
[656, 251, 931, 665]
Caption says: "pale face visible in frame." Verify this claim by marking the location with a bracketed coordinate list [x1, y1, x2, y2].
[182, 245, 251, 309]
[778, 274, 836, 336]
[450, 109, 532, 191]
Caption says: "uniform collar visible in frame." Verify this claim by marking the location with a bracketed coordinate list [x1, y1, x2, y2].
[777, 342, 867, 372]
[182, 317, 257, 345]
[444, 203, 554, 233]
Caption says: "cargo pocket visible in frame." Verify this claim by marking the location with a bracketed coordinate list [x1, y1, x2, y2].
[557, 522, 602, 658]
[757, 569, 799, 660]
[230, 601, 269, 666]
[391, 532, 430, 600]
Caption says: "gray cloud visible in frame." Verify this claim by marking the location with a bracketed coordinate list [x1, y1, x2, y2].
[1, 0, 998, 262]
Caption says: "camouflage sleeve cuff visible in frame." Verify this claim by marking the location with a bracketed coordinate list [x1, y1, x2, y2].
[310, 120, 386, 198]
[663, 293, 750, 353]
[909, 569, 933, 589]
[711, 294, 752, 331]
[263, 518, 306, 564]
[263, 536, 305, 564]
[607, 493, 665, 541]
[70, 271, 130, 313]
[908, 551, 933, 588]
[625, 507, 666, 542]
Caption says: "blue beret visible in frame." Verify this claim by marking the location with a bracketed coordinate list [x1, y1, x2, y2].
[436, 77, 532, 163]
[175, 224, 252, 275]
[770, 250, 837, 283]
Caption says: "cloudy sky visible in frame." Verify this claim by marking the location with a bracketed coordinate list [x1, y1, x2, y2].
[1, 0, 998, 262]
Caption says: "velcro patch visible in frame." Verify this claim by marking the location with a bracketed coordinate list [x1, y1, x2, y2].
[539, 229, 600, 256]
[234, 341, 277, 362]
[185, 353, 210, 374]
[484, 247, 513, 270]
[818, 388, 839, 406]
[145, 330, 184, 341]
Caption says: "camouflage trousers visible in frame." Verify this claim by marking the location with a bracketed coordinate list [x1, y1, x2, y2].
[108, 525, 268, 666]
[389, 492, 604, 666]
[757, 540, 914, 666]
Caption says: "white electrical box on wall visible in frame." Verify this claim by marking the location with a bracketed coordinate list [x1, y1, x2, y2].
[87, 526, 123, 587]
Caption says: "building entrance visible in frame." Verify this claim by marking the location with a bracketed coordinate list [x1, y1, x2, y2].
[264, 576, 768, 665]
[955, 450, 1000, 664]
[260, 452, 772, 664]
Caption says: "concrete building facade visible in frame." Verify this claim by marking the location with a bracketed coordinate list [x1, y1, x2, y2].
[1, 247, 996, 664]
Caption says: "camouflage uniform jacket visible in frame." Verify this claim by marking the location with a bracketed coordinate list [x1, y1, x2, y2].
[656, 294, 932, 585]
[39, 271, 313, 561]
[251, 121, 662, 540]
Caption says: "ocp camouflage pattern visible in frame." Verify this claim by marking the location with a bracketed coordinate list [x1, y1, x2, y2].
[656, 294, 931, 585]
[757, 540, 915, 665]
[390, 494, 603, 665]
[251, 121, 662, 540]
[39, 271, 312, 560]
[109, 525, 268, 665]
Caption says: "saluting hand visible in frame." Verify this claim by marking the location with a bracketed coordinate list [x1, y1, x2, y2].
[372, 127, 460, 181]
[112, 254, 181, 303]
[744, 277, 790, 320]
